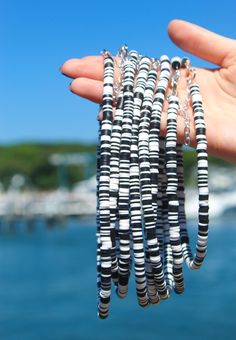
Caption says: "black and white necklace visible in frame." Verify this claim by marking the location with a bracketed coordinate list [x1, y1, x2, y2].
[97, 47, 209, 319]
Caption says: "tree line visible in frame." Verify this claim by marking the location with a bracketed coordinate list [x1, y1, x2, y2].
[0, 142, 230, 191]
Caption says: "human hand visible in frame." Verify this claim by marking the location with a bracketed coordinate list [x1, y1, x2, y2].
[61, 20, 236, 163]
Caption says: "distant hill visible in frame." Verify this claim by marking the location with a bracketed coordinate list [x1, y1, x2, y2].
[0, 142, 232, 190]
[0, 142, 96, 190]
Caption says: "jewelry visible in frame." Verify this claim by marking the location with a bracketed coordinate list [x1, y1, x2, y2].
[97, 51, 114, 319]
[117, 51, 139, 298]
[178, 58, 209, 270]
[139, 61, 169, 302]
[189, 82, 209, 269]
[165, 57, 185, 294]
[96, 46, 209, 319]
[130, 56, 151, 307]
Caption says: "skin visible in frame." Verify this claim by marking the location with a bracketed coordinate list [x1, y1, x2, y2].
[60, 20, 236, 163]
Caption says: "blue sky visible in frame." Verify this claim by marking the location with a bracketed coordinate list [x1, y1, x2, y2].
[1, 0, 236, 144]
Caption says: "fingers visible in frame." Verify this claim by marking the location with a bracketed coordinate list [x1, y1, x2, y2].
[61, 56, 104, 80]
[70, 78, 103, 103]
[61, 56, 120, 81]
[168, 19, 236, 67]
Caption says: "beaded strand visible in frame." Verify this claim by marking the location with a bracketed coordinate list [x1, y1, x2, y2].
[98, 51, 115, 319]
[129, 56, 151, 307]
[117, 51, 139, 298]
[138, 65, 168, 300]
[95, 46, 209, 319]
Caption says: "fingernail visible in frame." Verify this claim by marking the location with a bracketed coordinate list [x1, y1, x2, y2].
[69, 81, 73, 92]
[61, 71, 71, 79]
[59, 64, 66, 74]
[59, 64, 71, 78]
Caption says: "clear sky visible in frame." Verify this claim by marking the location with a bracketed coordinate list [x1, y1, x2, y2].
[1, 0, 236, 144]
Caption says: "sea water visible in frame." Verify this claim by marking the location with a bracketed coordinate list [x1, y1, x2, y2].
[0, 217, 235, 340]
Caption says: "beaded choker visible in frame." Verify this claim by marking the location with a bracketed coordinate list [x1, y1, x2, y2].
[96, 46, 209, 319]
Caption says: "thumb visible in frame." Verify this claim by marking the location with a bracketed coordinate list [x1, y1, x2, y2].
[168, 19, 236, 67]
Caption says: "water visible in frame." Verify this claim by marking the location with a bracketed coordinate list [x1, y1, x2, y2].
[0, 217, 236, 340]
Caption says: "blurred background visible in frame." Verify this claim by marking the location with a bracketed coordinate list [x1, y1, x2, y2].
[1, 0, 236, 339]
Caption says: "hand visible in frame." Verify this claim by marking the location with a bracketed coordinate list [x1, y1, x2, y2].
[61, 20, 236, 163]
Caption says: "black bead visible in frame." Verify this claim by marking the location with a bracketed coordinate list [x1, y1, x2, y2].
[171, 56, 181, 70]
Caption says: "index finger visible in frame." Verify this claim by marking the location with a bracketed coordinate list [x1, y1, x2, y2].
[60, 55, 120, 81]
